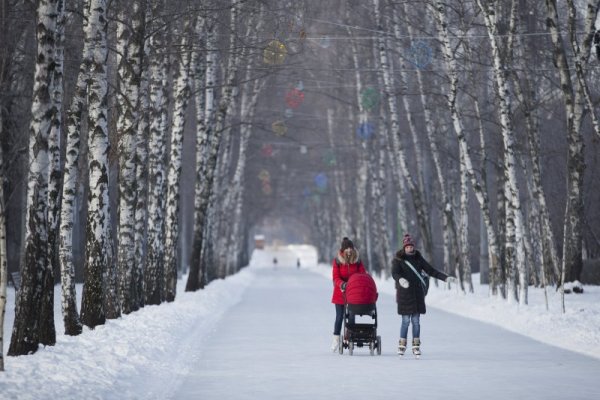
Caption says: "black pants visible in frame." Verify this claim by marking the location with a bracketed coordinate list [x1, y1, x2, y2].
[333, 304, 344, 335]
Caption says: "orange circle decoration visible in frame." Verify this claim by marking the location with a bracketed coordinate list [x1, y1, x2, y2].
[285, 88, 305, 109]
[263, 40, 287, 65]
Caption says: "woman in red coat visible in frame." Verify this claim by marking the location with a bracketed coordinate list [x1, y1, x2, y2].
[330, 237, 366, 352]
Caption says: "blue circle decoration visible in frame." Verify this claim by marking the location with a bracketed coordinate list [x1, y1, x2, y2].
[408, 41, 432, 69]
[356, 122, 375, 140]
[314, 173, 328, 191]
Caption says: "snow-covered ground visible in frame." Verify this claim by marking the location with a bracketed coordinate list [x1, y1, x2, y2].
[1, 245, 599, 399]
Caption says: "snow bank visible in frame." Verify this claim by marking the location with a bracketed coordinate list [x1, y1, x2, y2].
[1, 270, 256, 398]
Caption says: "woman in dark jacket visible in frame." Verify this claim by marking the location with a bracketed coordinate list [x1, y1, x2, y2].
[391, 234, 457, 357]
[330, 237, 366, 352]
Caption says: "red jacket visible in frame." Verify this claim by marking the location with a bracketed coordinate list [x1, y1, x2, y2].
[346, 273, 378, 305]
[331, 249, 366, 305]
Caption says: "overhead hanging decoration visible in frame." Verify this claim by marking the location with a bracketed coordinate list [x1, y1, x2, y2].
[258, 169, 272, 195]
[323, 149, 336, 166]
[407, 41, 432, 69]
[285, 88, 305, 109]
[318, 36, 331, 48]
[360, 87, 379, 111]
[299, 145, 307, 154]
[356, 121, 375, 140]
[314, 173, 328, 192]
[263, 40, 287, 65]
[271, 120, 287, 136]
[261, 144, 274, 157]
[284, 108, 294, 118]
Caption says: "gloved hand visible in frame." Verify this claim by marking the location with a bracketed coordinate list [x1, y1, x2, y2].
[341, 282, 347, 292]
[398, 278, 409, 288]
[446, 276, 458, 284]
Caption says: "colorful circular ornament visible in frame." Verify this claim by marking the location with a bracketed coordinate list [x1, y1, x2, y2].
[318, 36, 331, 48]
[261, 144, 273, 157]
[263, 40, 287, 65]
[314, 173, 328, 191]
[258, 169, 270, 181]
[408, 41, 432, 69]
[285, 88, 305, 109]
[271, 120, 287, 136]
[360, 87, 379, 111]
[357, 121, 375, 140]
[323, 150, 336, 166]
[284, 108, 294, 118]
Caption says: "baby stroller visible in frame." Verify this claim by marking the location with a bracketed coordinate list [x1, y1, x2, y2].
[338, 273, 381, 356]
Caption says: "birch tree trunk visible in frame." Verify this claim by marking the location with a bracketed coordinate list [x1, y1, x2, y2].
[476, 0, 527, 304]
[133, 11, 151, 309]
[373, 0, 431, 262]
[0, 113, 7, 370]
[431, 0, 501, 296]
[116, 0, 145, 314]
[145, 8, 170, 305]
[187, 17, 217, 292]
[397, 3, 460, 281]
[41, 0, 65, 345]
[346, 23, 369, 253]
[389, 6, 434, 260]
[227, 69, 266, 274]
[327, 108, 351, 239]
[81, 0, 115, 327]
[196, 0, 242, 288]
[163, 18, 193, 302]
[59, 0, 93, 336]
[9, 0, 62, 355]
[545, 0, 587, 296]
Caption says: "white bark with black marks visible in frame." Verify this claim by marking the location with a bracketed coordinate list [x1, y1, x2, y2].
[9, 0, 62, 355]
[116, 0, 145, 314]
[164, 17, 193, 301]
[81, 0, 116, 327]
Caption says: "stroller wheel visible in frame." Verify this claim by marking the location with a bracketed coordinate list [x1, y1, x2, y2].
[338, 336, 344, 354]
[349, 341, 354, 356]
[377, 336, 382, 355]
[369, 341, 375, 356]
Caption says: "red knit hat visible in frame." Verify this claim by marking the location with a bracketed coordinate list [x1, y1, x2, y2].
[402, 234, 415, 248]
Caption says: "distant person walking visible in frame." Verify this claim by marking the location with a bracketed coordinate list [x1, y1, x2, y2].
[330, 237, 366, 352]
[297, 258, 301, 268]
[392, 233, 457, 357]
[273, 257, 278, 269]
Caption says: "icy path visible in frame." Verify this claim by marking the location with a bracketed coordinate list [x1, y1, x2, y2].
[175, 262, 600, 400]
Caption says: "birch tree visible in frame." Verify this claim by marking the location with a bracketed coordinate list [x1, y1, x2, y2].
[145, 3, 170, 305]
[189, 0, 242, 290]
[186, 16, 212, 292]
[59, 0, 94, 335]
[431, 0, 502, 295]
[164, 16, 194, 301]
[133, 8, 152, 309]
[476, 0, 527, 304]
[80, 0, 116, 327]
[9, 0, 63, 355]
[0, 113, 7, 370]
[544, 0, 595, 296]
[116, 0, 145, 314]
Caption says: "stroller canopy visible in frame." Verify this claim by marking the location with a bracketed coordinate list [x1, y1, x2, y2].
[346, 273, 378, 305]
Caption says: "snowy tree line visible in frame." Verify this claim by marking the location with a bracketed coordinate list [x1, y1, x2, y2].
[294, 0, 600, 309]
[0, 0, 300, 365]
[0, 0, 599, 369]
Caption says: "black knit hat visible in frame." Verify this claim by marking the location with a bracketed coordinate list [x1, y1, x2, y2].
[341, 237, 354, 251]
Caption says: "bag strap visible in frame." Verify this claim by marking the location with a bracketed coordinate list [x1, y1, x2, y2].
[404, 260, 427, 288]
